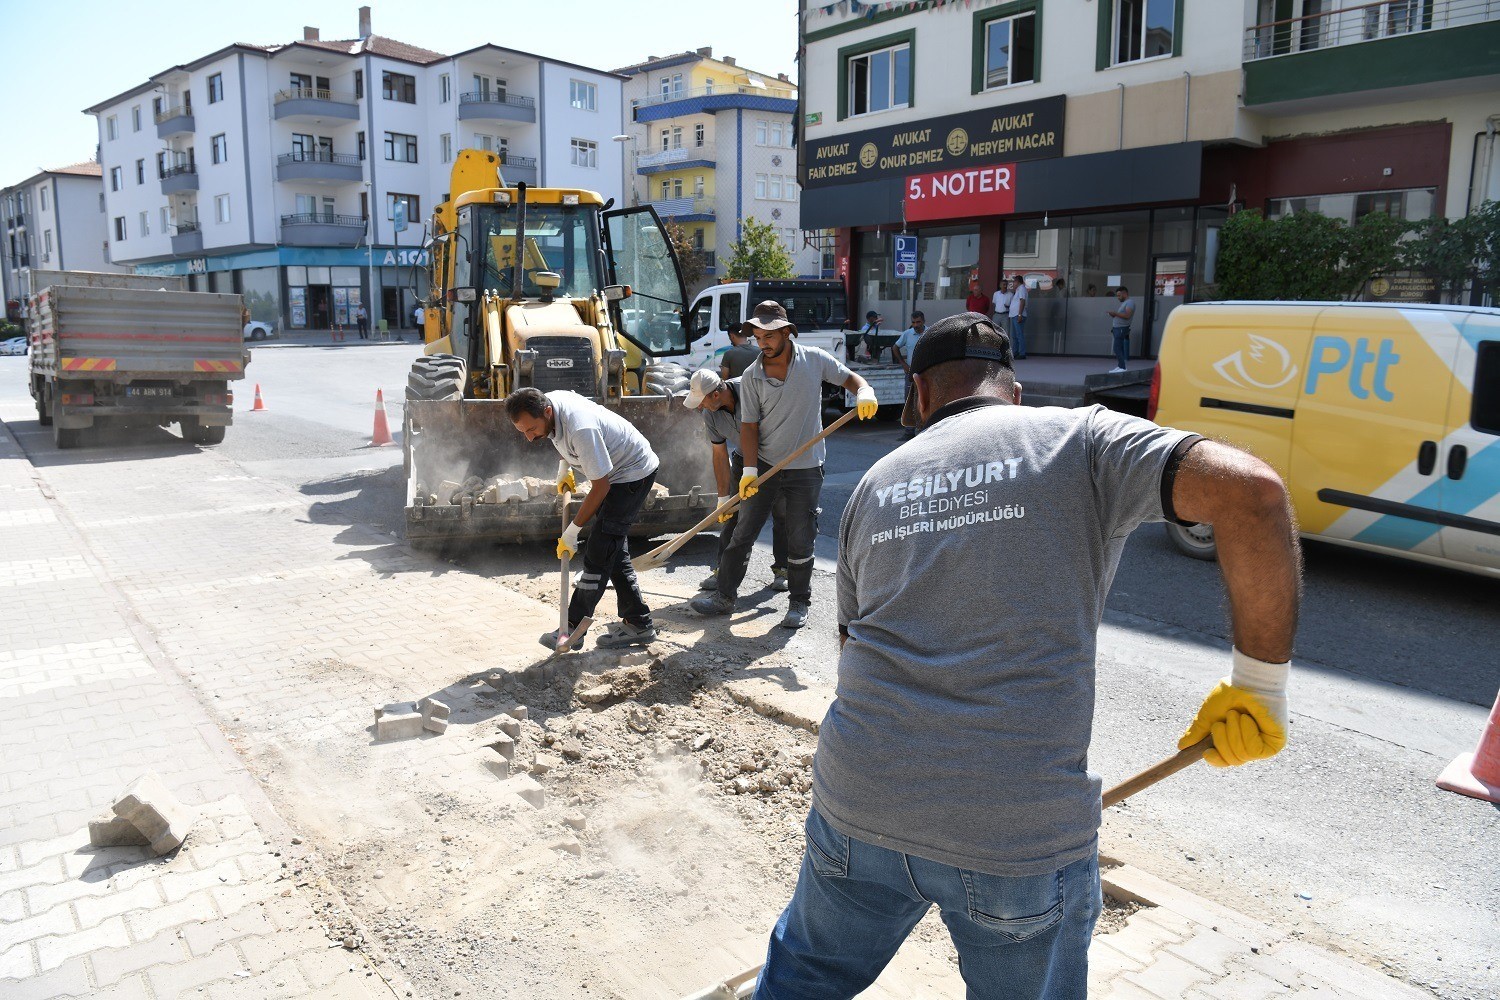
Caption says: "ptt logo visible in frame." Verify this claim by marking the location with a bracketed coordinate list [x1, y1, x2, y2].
[1304, 336, 1400, 402]
[1213, 334, 1299, 390]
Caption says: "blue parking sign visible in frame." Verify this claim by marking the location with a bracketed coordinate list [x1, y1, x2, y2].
[894, 235, 917, 279]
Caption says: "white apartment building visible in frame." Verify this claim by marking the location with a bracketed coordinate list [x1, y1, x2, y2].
[86, 5, 626, 332]
[2, 163, 122, 317]
[615, 48, 823, 289]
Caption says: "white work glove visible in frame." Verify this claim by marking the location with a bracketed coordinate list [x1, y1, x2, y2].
[738, 467, 759, 500]
[716, 496, 735, 525]
[557, 521, 582, 560]
[855, 386, 878, 420]
[1180, 648, 1290, 768]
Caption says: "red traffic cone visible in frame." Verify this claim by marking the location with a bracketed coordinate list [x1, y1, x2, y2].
[1436, 690, 1500, 803]
[370, 389, 394, 447]
[251, 384, 267, 412]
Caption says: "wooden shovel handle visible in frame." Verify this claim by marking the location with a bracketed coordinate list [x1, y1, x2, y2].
[1102, 736, 1213, 809]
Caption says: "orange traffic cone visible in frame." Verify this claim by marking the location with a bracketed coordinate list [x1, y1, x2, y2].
[370, 388, 394, 447]
[1436, 690, 1500, 803]
[251, 384, 267, 412]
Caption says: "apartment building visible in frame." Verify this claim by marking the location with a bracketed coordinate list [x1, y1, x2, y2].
[616, 47, 822, 290]
[85, 5, 626, 332]
[800, 0, 1500, 358]
[1, 163, 121, 318]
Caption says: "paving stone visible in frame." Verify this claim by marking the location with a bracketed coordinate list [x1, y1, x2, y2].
[144, 942, 248, 998]
[88, 812, 151, 849]
[485, 733, 515, 761]
[0, 954, 92, 999]
[123, 889, 217, 944]
[0, 942, 38, 980]
[72, 880, 163, 930]
[110, 773, 198, 857]
[1166, 928, 1247, 975]
[497, 717, 521, 739]
[88, 926, 191, 986]
[507, 705, 529, 721]
[508, 774, 546, 808]
[1122, 951, 1214, 997]
[373, 703, 423, 741]
[0, 903, 78, 953]
[36, 917, 131, 972]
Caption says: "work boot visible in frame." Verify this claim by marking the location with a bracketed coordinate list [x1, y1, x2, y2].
[597, 620, 658, 648]
[539, 626, 586, 652]
[770, 568, 789, 592]
[780, 601, 809, 629]
[699, 569, 718, 591]
[690, 593, 735, 616]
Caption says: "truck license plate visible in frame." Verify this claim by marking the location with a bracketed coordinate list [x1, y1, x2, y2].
[125, 387, 172, 397]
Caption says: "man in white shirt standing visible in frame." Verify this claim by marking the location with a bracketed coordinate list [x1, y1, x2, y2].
[990, 279, 1013, 336]
[1008, 274, 1030, 359]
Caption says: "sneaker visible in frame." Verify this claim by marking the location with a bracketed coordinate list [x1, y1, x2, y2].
[596, 620, 658, 648]
[539, 627, 586, 652]
[1108, 367, 1127, 374]
[690, 592, 736, 616]
[780, 601, 810, 629]
[770, 568, 789, 592]
[698, 569, 718, 591]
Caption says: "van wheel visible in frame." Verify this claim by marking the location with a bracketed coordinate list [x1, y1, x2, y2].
[1165, 521, 1217, 561]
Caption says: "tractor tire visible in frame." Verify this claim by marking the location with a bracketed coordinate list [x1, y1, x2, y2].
[406, 354, 467, 402]
[1165, 521, 1217, 561]
[180, 417, 227, 445]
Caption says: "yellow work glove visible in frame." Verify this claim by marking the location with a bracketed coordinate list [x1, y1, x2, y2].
[739, 468, 759, 500]
[556, 468, 577, 495]
[1180, 648, 1290, 767]
[556, 522, 581, 561]
[716, 496, 736, 524]
[855, 386, 878, 420]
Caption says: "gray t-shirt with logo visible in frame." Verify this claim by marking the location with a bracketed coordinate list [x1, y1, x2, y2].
[815, 400, 1195, 876]
[546, 390, 658, 485]
[701, 379, 742, 459]
[739, 344, 852, 470]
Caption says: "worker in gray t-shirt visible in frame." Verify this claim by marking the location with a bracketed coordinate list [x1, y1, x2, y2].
[690, 300, 877, 630]
[504, 388, 661, 651]
[753, 312, 1302, 999]
[719, 324, 761, 380]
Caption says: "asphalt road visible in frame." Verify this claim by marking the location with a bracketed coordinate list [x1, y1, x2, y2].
[4, 343, 1496, 998]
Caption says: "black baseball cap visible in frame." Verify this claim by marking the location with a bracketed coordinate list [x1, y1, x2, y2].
[900, 311, 1013, 427]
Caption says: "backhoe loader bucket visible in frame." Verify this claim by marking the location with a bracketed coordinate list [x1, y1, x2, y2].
[404, 395, 717, 545]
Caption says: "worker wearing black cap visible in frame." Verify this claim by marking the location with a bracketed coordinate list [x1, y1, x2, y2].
[752, 312, 1302, 999]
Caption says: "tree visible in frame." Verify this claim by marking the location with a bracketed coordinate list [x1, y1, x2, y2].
[724, 216, 795, 281]
[1469, 200, 1500, 304]
[1401, 216, 1474, 302]
[662, 219, 706, 289]
[1216, 208, 1409, 301]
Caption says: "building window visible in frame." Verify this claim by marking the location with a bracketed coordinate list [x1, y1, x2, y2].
[1114, 0, 1176, 65]
[384, 131, 418, 162]
[695, 123, 705, 147]
[769, 175, 783, 200]
[843, 35, 912, 118]
[441, 133, 452, 162]
[672, 178, 684, 199]
[755, 120, 767, 145]
[113, 216, 126, 241]
[135, 159, 145, 184]
[979, 6, 1038, 90]
[106, 115, 118, 140]
[40, 187, 48, 210]
[660, 180, 670, 200]
[354, 70, 364, 99]
[771, 121, 785, 146]
[211, 134, 228, 164]
[382, 71, 416, 103]
[110, 167, 122, 191]
[138, 211, 149, 236]
[132, 106, 142, 131]
[440, 73, 450, 103]
[694, 175, 705, 198]
[693, 228, 705, 250]
[570, 138, 597, 168]
[386, 193, 420, 222]
[45, 230, 53, 254]
[161, 207, 169, 232]
[215, 194, 230, 224]
[658, 73, 684, 99]
[99, 193, 105, 212]
[208, 73, 224, 103]
[1004, 226, 1038, 255]
[755, 173, 767, 199]
[570, 80, 597, 111]
[357, 131, 366, 160]
[1268, 187, 1437, 226]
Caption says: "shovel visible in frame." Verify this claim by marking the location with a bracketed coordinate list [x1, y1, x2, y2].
[635, 408, 860, 573]
[551, 491, 591, 653]
[1102, 736, 1214, 808]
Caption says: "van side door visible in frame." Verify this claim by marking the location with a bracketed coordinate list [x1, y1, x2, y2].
[1290, 307, 1460, 562]
[1438, 314, 1500, 572]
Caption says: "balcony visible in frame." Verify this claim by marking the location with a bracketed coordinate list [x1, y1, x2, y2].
[635, 146, 717, 176]
[649, 197, 715, 223]
[498, 153, 537, 186]
[631, 82, 797, 124]
[276, 151, 364, 184]
[159, 164, 198, 195]
[1243, 0, 1500, 111]
[279, 212, 367, 247]
[170, 223, 202, 255]
[273, 87, 360, 122]
[457, 91, 536, 124]
[155, 105, 194, 138]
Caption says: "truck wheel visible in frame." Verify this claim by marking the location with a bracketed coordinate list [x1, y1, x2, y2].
[52, 397, 82, 449]
[180, 418, 226, 445]
[406, 354, 466, 401]
[1165, 521, 1217, 561]
[37, 383, 53, 426]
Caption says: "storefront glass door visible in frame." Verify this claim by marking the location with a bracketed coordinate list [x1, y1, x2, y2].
[1146, 254, 1192, 358]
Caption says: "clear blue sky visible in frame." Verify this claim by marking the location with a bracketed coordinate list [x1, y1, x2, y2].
[0, 0, 801, 182]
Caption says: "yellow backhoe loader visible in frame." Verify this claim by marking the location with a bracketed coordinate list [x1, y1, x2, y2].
[403, 150, 712, 545]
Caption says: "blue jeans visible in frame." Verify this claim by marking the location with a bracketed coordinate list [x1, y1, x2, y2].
[755, 808, 1100, 1000]
[1009, 316, 1027, 357]
[1112, 328, 1130, 369]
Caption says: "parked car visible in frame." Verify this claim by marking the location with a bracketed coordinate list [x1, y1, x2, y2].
[243, 320, 276, 341]
[1, 335, 28, 356]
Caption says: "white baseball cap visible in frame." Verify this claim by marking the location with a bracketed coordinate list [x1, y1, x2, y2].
[683, 369, 723, 409]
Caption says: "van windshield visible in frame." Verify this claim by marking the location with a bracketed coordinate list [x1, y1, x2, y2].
[759, 290, 847, 332]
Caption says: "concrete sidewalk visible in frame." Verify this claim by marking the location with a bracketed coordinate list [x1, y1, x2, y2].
[0, 422, 396, 999]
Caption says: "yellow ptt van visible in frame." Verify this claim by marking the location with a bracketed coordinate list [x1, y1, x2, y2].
[1150, 302, 1500, 579]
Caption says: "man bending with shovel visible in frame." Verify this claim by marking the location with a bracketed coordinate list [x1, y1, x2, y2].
[505, 387, 660, 651]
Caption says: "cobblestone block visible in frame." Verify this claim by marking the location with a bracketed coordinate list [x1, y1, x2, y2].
[531, 753, 561, 776]
[1165, 928, 1246, 975]
[1197, 968, 1292, 999]
[204, 957, 313, 999]
[88, 812, 151, 849]
[36, 917, 131, 972]
[373, 703, 423, 741]
[508, 774, 546, 808]
[0, 903, 78, 953]
[507, 705, 529, 721]
[1122, 951, 1214, 997]
[111, 773, 198, 856]
[89, 973, 155, 999]
[89, 926, 191, 985]
[1, 954, 92, 998]
[484, 733, 515, 761]
[144, 942, 248, 998]
[123, 889, 217, 944]
[72, 880, 163, 930]
[0, 942, 38, 980]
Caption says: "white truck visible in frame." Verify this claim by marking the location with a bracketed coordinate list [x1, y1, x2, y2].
[27, 270, 248, 448]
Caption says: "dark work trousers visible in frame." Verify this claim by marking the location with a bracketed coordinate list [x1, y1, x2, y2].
[721, 453, 788, 572]
[569, 472, 655, 629]
[718, 466, 823, 605]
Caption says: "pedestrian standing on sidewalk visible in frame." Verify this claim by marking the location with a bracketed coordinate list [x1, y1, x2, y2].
[721, 324, 761, 380]
[753, 311, 1301, 1000]
[1008, 274, 1030, 359]
[505, 387, 661, 650]
[1107, 286, 1135, 373]
[684, 369, 790, 595]
[355, 304, 369, 339]
[991, 278, 1013, 335]
[891, 311, 925, 440]
[965, 284, 989, 316]
[691, 301, 878, 630]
